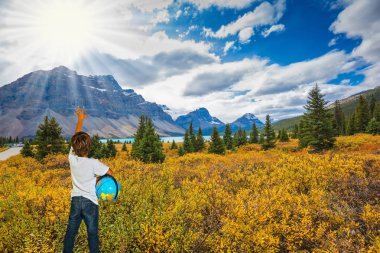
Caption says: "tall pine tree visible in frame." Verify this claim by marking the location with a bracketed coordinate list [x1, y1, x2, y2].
[208, 127, 225, 154]
[194, 127, 205, 152]
[369, 94, 377, 119]
[89, 135, 104, 158]
[346, 113, 356, 135]
[122, 141, 128, 151]
[234, 127, 247, 147]
[21, 140, 34, 157]
[299, 85, 335, 151]
[131, 115, 146, 159]
[35, 116, 65, 160]
[373, 103, 380, 122]
[189, 122, 196, 150]
[139, 118, 165, 163]
[223, 124, 234, 150]
[183, 130, 193, 153]
[355, 95, 370, 132]
[249, 122, 259, 143]
[279, 128, 289, 142]
[106, 140, 117, 158]
[367, 118, 380, 135]
[261, 114, 276, 150]
[131, 117, 165, 163]
[333, 100, 345, 136]
[292, 124, 299, 139]
[170, 140, 178, 150]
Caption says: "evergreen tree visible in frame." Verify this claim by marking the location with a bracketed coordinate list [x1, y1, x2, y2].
[189, 122, 196, 150]
[64, 143, 71, 154]
[373, 103, 380, 122]
[131, 116, 165, 163]
[183, 130, 193, 153]
[280, 128, 290, 142]
[139, 118, 165, 163]
[369, 94, 377, 119]
[249, 123, 259, 143]
[131, 115, 147, 160]
[234, 127, 247, 147]
[242, 130, 247, 144]
[194, 127, 205, 152]
[49, 117, 65, 153]
[292, 124, 299, 139]
[170, 140, 178, 150]
[298, 119, 310, 148]
[299, 85, 335, 151]
[208, 127, 225, 155]
[355, 95, 370, 132]
[367, 118, 380, 135]
[346, 113, 356, 135]
[35, 116, 65, 159]
[21, 140, 34, 157]
[122, 142, 127, 151]
[178, 146, 185, 156]
[259, 133, 264, 144]
[89, 135, 104, 158]
[100, 144, 109, 158]
[333, 100, 345, 136]
[261, 114, 276, 150]
[277, 129, 282, 140]
[223, 124, 234, 150]
[107, 140, 117, 158]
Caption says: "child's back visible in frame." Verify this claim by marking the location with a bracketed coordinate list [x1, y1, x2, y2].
[69, 147, 108, 205]
[63, 107, 112, 253]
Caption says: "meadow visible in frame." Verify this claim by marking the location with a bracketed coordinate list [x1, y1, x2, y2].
[0, 134, 379, 252]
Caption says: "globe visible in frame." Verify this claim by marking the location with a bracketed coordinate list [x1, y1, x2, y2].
[96, 175, 121, 202]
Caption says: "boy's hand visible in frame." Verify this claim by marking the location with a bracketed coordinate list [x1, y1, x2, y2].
[76, 106, 89, 121]
[75, 106, 89, 133]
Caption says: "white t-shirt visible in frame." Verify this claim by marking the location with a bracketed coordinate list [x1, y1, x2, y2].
[68, 147, 109, 205]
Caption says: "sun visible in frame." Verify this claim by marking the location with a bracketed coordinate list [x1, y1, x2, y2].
[1, 0, 139, 69]
[34, 1, 96, 61]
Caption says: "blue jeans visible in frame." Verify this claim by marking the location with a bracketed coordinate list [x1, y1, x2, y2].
[63, 196, 100, 253]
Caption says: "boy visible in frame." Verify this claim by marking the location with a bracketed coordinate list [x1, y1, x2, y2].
[63, 106, 112, 253]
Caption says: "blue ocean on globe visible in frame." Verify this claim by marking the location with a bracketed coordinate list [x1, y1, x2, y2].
[96, 176, 121, 202]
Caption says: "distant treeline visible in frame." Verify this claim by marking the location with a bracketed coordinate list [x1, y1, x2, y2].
[0, 136, 21, 147]
[19, 84, 380, 162]
[20, 116, 120, 160]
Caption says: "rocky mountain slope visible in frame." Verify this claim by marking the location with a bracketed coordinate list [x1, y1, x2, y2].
[0, 66, 184, 138]
[230, 113, 264, 132]
[175, 107, 224, 130]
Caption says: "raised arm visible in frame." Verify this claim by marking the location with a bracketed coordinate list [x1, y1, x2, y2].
[75, 106, 89, 133]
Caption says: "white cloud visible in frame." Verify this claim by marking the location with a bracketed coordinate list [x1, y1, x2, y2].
[261, 23, 285, 37]
[153, 9, 170, 24]
[130, 0, 173, 13]
[175, 10, 182, 19]
[205, 0, 286, 39]
[238, 27, 254, 43]
[328, 37, 337, 47]
[185, 0, 256, 10]
[330, 0, 380, 92]
[223, 41, 235, 55]
[138, 49, 360, 122]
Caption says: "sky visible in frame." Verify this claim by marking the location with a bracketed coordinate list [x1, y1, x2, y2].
[0, 0, 379, 122]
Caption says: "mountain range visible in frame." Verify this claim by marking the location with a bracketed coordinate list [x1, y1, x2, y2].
[0, 66, 264, 138]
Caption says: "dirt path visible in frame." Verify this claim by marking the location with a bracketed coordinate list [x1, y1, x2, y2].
[0, 147, 22, 161]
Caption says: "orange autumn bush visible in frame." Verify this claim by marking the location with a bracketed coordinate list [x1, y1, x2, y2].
[0, 134, 379, 252]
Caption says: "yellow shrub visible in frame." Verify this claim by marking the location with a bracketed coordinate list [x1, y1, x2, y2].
[0, 134, 379, 252]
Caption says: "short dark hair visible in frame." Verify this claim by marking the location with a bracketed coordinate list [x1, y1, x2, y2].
[71, 131, 91, 157]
